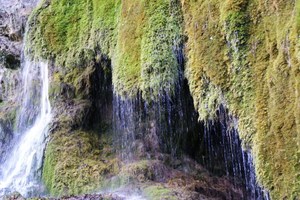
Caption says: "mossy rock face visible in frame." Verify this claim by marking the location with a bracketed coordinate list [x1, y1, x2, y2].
[182, 0, 300, 198]
[43, 129, 119, 197]
[118, 160, 169, 184]
[27, 0, 300, 198]
[26, 0, 120, 68]
[27, 0, 183, 101]
[42, 55, 115, 197]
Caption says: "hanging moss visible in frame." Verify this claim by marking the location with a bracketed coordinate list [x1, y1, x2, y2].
[26, 0, 300, 198]
[182, 0, 300, 198]
[26, 0, 120, 68]
[27, 0, 183, 101]
[113, 0, 183, 99]
[143, 185, 177, 200]
[182, 0, 227, 121]
[112, 0, 145, 97]
[140, 0, 182, 101]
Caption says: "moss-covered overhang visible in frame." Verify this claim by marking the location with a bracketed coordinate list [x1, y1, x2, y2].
[26, 0, 300, 198]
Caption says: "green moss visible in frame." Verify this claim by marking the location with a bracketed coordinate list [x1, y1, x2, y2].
[100, 159, 169, 192]
[112, 0, 145, 97]
[89, 0, 120, 56]
[113, 0, 183, 99]
[100, 161, 152, 191]
[182, 0, 300, 198]
[140, 0, 182, 101]
[43, 130, 119, 197]
[26, 0, 120, 68]
[27, 0, 183, 101]
[182, 0, 227, 121]
[118, 160, 156, 183]
[27, 0, 300, 198]
[221, 0, 255, 145]
[143, 185, 177, 200]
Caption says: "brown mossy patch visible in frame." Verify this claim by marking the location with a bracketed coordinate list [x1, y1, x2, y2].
[142, 184, 177, 200]
[43, 129, 119, 197]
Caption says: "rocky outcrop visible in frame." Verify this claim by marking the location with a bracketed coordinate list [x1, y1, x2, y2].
[0, 0, 38, 100]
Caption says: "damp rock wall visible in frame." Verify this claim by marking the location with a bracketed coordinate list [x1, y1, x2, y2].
[24, 0, 300, 199]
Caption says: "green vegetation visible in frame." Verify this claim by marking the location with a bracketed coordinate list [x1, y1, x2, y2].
[112, 0, 145, 97]
[26, 0, 300, 198]
[143, 185, 177, 200]
[182, 0, 300, 198]
[43, 129, 118, 196]
[140, 0, 182, 101]
[26, 0, 120, 68]
[27, 0, 182, 100]
[113, 0, 183, 99]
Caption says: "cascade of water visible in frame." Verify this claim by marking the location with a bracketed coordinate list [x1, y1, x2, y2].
[0, 59, 51, 197]
[113, 94, 147, 161]
[201, 106, 270, 199]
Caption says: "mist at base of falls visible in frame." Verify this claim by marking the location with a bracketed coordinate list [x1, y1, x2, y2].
[0, 59, 51, 197]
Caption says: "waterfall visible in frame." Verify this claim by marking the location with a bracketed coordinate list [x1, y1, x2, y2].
[0, 59, 51, 197]
[201, 106, 270, 199]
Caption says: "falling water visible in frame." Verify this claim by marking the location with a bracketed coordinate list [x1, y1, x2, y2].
[0, 59, 51, 197]
[201, 106, 270, 199]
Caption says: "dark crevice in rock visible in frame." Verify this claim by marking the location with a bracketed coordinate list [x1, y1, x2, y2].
[197, 106, 269, 199]
[86, 55, 113, 131]
[1, 53, 20, 69]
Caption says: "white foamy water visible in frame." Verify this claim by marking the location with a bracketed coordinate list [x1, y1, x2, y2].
[0, 59, 51, 197]
[99, 185, 146, 200]
[113, 191, 146, 200]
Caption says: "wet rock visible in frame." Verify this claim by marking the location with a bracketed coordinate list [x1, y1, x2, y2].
[0, 119, 13, 159]
[101, 156, 245, 200]
[0, 0, 38, 61]
[118, 160, 170, 183]
[2, 191, 25, 200]
[0, 0, 38, 98]
[0, 36, 21, 64]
